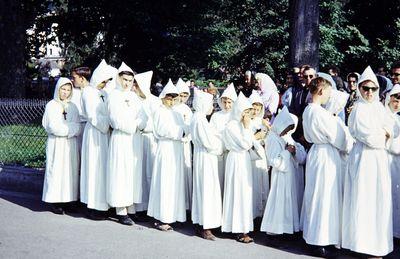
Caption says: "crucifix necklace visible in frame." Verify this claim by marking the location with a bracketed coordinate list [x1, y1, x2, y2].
[100, 94, 105, 102]
[62, 110, 67, 120]
[125, 99, 130, 107]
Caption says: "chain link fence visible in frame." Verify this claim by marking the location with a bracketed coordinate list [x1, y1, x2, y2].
[0, 99, 49, 168]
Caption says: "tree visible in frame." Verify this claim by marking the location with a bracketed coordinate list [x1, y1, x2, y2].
[289, 0, 319, 69]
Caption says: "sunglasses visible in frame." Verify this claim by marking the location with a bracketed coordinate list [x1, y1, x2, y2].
[392, 73, 400, 77]
[391, 93, 400, 99]
[303, 75, 314, 79]
[361, 86, 378, 92]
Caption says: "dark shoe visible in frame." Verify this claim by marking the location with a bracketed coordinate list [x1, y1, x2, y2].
[64, 202, 79, 214]
[128, 213, 150, 222]
[87, 209, 108, 221]
[51, 204, 64, 215]
[118, 215, 134, 226]
[310, 246, 333, 258]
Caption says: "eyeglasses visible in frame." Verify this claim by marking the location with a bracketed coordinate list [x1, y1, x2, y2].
[392, 73, 400, 77]
[361, 86, 378, 92]
[303, 75, 314, 79]
[391, 93, 400, 99]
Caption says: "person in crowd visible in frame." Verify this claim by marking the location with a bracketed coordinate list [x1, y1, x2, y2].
[147, 79, 189, 231]
[80, 60, 113, 220]
[42, 77, 81, 214]
[221, 92, 255, 243]
[261, 107, 306, 238]
[248, 90, 270, 220]
[210, 83, 238, 194]
[191, 89, 224, 241]
[175, 78, 194, 212]
[255, 73, 280, 119]
[301, 77, 354, 257]
[342, 66, 399, 257]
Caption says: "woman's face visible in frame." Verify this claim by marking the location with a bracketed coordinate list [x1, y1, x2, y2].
[359, 81, 378, 103]
[242, 108, 253, 119]
[59, 83, 72, 101]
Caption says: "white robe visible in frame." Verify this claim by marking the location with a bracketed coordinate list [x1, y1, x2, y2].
[80, 86, 110, 211]
[387, 108, 400, 239]
[210, 110, 231, 195]
[301, 103, 353, 246]
[191, 112, 223, 229]
[261, 131, 306, 234]
[250, 118, 269, 218]
[42, 100, 81, 203]
[135, 97, 161, 212]
[174, 103, 193, 210]
[342, 100, 398, 256]
[221, 120, 254, 233]
[147, 105, 187, 223]
[106, 89, 144, 208]
[70, 87, 86, 151]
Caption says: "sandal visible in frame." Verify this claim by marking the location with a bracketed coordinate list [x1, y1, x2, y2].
[201, 230, 217, 241]
[154, 222, 174, 232]
[236, 234, 254, 243]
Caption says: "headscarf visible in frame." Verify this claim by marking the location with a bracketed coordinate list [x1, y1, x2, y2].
[271, 106, 298, 136]
[248, 89, 265, 118]
[54, 77, 73, 103]
[159, 79, 179, 99]
[116, 62, 134, 91]
[193, 88, 213, 114]
[385, 84, 400, 111]
[176, 78, 190, 95]
[231, 92, 252, 122]
[89, 59, 114, 89]
[324, 89, 350, 115]
[134, 71, 153, 98]
[317, 72, 337, 90]
[217, 83, 238, 111]
[356, 66, 380, 103]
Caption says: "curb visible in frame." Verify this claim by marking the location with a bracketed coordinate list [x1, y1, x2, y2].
[0, 165, 44, 195]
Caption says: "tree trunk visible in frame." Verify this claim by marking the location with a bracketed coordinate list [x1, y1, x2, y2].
[289, 0, 319, 69]
[0, 0, 26, 98]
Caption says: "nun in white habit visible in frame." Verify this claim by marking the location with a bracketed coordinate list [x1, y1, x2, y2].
[301, 77, 354, 254]
[248, 90, 270, 218]
[221, 92, 254, 243]
[342, 66, 399, 257]
[42, 77, 81, 214]
[133, 71, 161, 213]
[106, 62, 146, 225]
[261, 107, 306, 235]
[191, 89, 224, 240]
[80, 60, 113, 219]
[147, 79, 188, 231]
[210, 83, 237, 194]
[174, 78, 193, 211]
[384, 84, 400, 239]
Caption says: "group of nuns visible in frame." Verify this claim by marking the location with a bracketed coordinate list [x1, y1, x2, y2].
[41, 60, 399, 257]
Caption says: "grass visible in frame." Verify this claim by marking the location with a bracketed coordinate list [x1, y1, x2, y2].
[0, 124, 46, 168]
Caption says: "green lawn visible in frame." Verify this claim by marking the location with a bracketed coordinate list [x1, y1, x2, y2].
[0, 124, 46, 168]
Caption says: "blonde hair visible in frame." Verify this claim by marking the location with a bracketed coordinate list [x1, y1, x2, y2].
[309, 77, 331, 95]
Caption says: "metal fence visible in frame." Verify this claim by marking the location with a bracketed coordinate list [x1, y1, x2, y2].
[0, 99, 49, 168]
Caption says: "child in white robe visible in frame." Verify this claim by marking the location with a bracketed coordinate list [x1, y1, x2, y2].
[210, 83, 237, 194]
[80, 60, 113, 220]
[147, 79, 189, 231]
[42, 77, 81, 214]
[221, 92, 255, 243]
[261, 106, 306, 236]
[385, 84, 400, 239]
[248, 90, 270, 219]
[106, 62, 146, 225]
[191, 89, 224, 240]
[174, 78, 193, 211]
[301, 77, 354, 257]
